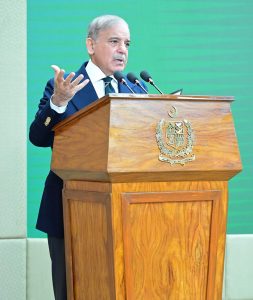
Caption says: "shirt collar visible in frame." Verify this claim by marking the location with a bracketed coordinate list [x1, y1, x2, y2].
[86, 59, 118, 85]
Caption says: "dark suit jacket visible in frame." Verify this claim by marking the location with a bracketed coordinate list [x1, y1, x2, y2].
[29, 61, 147, 238]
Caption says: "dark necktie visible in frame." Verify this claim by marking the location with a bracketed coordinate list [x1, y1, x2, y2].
[103, 76, 116, 95]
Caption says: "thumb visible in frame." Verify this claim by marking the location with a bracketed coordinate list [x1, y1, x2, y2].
[51, 65, 60, 79]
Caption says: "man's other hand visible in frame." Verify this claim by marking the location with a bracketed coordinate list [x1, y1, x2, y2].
[51, 65, 89, 107]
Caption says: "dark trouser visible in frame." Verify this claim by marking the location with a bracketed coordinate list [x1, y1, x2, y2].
[48, 236, 67, 300]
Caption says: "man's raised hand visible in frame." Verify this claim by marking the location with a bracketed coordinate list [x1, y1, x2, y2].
[51, 65, 89, 107]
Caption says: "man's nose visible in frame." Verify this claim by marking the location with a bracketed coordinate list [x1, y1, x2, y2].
[117, 42, 128, 53]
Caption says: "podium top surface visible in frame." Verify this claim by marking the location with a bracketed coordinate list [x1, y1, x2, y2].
[53, 94, 234, 131]
[52, 94, 241, 182]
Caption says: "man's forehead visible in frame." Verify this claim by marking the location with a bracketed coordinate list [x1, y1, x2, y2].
[99, 23, 130, 38]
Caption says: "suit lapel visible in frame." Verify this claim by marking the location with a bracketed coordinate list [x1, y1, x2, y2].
[69, 63, 141, 111]
[70, 62, 99, 111]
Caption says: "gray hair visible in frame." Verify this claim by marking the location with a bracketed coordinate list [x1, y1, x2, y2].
[87, 15, 129, 40]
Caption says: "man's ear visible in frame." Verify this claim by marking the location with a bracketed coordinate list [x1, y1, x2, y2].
[86, 38, 94, 55]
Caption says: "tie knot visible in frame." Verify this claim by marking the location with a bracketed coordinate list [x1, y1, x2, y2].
[103, 76, 112, 84]
[103, 76, 115, 95]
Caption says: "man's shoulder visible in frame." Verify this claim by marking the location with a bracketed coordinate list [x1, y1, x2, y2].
[75, 61, 89, 76]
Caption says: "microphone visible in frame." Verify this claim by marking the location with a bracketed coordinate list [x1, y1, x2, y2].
[140, 70, 164, 94]
[127, 73, 148, 94]
[113, 71, 135, 94]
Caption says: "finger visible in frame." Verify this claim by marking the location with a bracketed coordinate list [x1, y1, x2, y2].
[51, 65, 60, 80]
[55, 68, 65, 83]
[75, 79, 90, 92]
[59, 68, 65, 78]
[64, 72, 75, 85]
[51, 65, 65, 83]
[70, 74, 84, 87]
[51, 65, 60, 72]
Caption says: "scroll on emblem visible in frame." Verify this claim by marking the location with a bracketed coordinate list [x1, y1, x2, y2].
[155, 119, 195, 165]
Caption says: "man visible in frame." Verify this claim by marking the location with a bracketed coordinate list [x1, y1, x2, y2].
[29, 15, 147, 300]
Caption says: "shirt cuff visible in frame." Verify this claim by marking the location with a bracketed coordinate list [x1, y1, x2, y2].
[50, 96, 67, 114]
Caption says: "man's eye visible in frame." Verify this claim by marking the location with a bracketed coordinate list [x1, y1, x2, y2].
[109, 40, 119, 45]
[125, 42, 130, 48]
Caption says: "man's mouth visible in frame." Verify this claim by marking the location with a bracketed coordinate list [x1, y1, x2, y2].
[113, 55, 125, 64]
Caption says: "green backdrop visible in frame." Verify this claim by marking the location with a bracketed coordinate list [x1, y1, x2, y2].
[28, 0, 253, 237]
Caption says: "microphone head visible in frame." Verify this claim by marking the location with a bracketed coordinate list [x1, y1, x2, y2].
[140, 70, 152, 82]
[113, 71, 124, 82]
[127, 72, 138, 84]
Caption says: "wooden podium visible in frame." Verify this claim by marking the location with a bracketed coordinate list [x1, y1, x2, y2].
[51, 94, 242, 300]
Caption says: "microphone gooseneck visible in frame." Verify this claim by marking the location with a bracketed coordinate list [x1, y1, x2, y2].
[140, 70, 164, 94]
[127, 72, 148, 94]
[113, 71, 135, 94]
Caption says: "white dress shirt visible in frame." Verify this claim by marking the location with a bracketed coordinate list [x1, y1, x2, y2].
[50, 60, 118, 113]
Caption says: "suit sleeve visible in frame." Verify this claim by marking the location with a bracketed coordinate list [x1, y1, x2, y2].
[29, 78, 67, 147]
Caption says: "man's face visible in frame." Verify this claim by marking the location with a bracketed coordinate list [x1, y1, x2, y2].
[87, 21, 130, 75]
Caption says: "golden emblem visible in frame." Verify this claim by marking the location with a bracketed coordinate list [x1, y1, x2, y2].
[168, 105, 177, 118]
[156, 119, 195, 165]
[44, 117, 51, 126]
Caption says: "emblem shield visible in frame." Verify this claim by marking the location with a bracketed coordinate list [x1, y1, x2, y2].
[156, 119, 195, 165]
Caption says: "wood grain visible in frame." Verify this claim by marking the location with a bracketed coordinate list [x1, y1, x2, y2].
[122, 192, 216, 299]
[53, 95, 238, 299]
[52, 95, 242, 182]
[63, 188, 115, 300]
[110, 181, 227, 300]
[63, 182, 228, 299]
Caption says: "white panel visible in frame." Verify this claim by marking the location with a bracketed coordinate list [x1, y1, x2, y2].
[0, 0, 27, 237]
[0, 239, 26, 300]
[27, 238, 54, 300]
[24, 235, 253, 300]
[225, 234, 253, 299]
